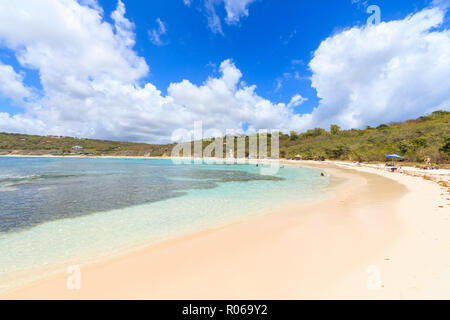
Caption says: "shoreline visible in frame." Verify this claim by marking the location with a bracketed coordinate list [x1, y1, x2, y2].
[2, 161, 449, 299]
[3, 154, 449, 190]
[0, 159, 335, 295]
[0, 154, 170, 159]
[2, 153, 449, 173]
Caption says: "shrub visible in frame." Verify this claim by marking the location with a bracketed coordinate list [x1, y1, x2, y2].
[330, 124, 341, 135]
[398, 142, 410, 154]
[440, 136, 450, 155]
[431, 110, 449, 118]
[289, 131, 298, 141]
[410, 137, 428, 150]
[303, 128, 327, 138]
[325, 145, 350, 159]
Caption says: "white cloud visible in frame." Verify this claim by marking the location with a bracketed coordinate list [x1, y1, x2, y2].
[0, 62, 31, 104]
[431, 0, 450, 9]
[0, 0, 302, 142]
[111, 0, 135, 48]
[305, 6, 450, 130]
[149, 18, 168, 46]
[0, 0, 148, 84]
[184, 0, 257, 34]
[167, 59, 304, 135]
[203, 0, 224, 34]
[288, 94, 307, 108]
[78, 0, 103, 13]
[222, 0, 255, 24]
[0, 0, 448, 143]
[274, 78, 282, 91]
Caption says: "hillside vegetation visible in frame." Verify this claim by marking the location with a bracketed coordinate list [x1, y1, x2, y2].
[280, 110, 449, 164]
[0, 133, 174, 157]
[0, 111, 449, 164]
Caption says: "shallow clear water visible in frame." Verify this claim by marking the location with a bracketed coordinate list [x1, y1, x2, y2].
[0, 157, 331, 292]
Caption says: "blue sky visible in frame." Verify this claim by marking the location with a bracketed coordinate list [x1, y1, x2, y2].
[0, 0, 439, 116]
[96, 0, 438, 114]
[0, 0, 448, 142]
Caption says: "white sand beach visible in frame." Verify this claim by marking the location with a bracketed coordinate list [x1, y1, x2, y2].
[2, 161, 449, 299]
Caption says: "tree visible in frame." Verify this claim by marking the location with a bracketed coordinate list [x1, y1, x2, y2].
[410, 137, 427, 150]
[289, 131, 298, 141]
[325, 145, 350, 159]
[304, 128, 326, 138]
[440, 137, 450, 155]
[376, 124, 389, 130]
[398, 142, 409, 155]
[330, 124, 341, 135]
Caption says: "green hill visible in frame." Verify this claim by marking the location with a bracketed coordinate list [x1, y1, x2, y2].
[0, 110, 449, 164]
[280, 110, 449, 164]
[0, 133, 174, 157]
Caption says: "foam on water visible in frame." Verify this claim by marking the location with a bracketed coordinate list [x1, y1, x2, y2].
[0, 157, 334, 292]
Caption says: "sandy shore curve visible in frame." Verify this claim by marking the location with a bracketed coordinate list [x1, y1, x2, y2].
[2, 162, 449, 299]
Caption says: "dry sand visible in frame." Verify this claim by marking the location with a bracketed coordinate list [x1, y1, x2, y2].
[2, 161, 449, 299]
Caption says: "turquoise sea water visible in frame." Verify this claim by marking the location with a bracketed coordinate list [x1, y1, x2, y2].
[0, 157, 332, 292]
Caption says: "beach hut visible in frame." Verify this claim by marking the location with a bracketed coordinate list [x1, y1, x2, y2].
[294, 155, 302, 161]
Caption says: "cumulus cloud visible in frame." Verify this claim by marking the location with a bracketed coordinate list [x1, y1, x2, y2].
[0, 0, 302, 142]
[0, 0, 148, 84]
[184, 0, 257, 34]
[0, 0, 448, 144]
[0, 62, 31, 104]
[167, 59, 305, 135]
[305, 6, 450, 130]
